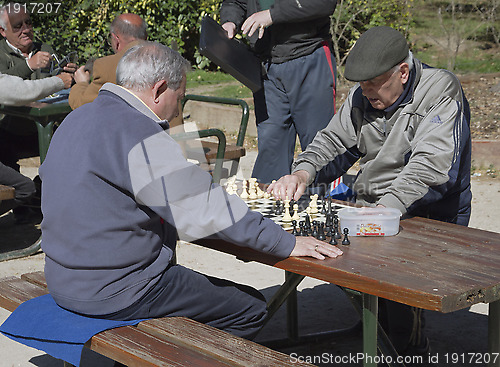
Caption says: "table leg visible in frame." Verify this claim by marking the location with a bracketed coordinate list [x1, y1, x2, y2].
[285, 271, 299, 342]
[489, 300, 500, 367]
[363, 293, 378, 367]
[35, 120, 55, 163]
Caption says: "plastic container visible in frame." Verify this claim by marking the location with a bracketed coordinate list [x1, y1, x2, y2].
[337, 207, 401, 236]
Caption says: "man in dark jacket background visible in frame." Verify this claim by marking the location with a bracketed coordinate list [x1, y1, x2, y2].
[221, 0, 337, 184]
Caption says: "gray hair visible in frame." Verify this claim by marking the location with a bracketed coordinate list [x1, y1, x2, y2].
[110, 14, 147, 40]
[116, 41, 191, 92]
[392, 51, 414, 73]
[0, 2, 27, 29]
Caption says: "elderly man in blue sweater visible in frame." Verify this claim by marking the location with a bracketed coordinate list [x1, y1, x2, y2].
[39, 41, 342, 339]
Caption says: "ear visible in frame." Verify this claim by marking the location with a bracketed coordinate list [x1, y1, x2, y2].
[400, 63, 410, 84]
[0, 27, 6, 38]
[153, 80, 168, 103]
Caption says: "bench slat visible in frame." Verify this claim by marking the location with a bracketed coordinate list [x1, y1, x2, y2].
[0, 277, 48, 312]
[90, 326, 232, 367]
[139, 318, 314, 367]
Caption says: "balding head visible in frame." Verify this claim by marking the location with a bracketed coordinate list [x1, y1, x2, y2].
[109, 13, 147, 52]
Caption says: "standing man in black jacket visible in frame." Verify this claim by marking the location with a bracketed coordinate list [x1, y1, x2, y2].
[221, 0, 337, 185]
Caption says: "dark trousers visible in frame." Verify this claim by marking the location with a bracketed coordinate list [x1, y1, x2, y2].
[0, 161, 36, 216]
[97, 264, 268, 340]
[252, 44, 336, 184]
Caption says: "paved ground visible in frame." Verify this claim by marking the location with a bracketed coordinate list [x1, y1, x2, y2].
[0, 152, 499, 366]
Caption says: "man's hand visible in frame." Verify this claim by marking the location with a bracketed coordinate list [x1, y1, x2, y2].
[63, 62, 78, 74]
[222, 22, 237, 39]
[56, 72, 73, 89]
[28, 51, 51, 70]
[241, 10, 273, 39]
[290, 236, 343, 260]
[267, 170, 310, 202]
[73, 65, 90, 84]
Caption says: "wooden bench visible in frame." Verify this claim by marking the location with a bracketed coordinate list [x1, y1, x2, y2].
[0, 272, 316, 367]
[0, 185, 15, 201]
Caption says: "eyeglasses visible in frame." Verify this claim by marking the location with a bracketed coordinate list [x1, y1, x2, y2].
[11, 18, 33, 32]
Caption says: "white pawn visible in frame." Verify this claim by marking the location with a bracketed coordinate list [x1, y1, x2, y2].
[292, 203, 300, 221]
[309, 194, 319, 214]
[240, 179, 249, 199]
[282, 197, 292, 222]
[249, 178, 258, 199]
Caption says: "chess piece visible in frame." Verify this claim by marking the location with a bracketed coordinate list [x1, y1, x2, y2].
[291, 203, 300, 221]
[317, 223, 326, 241]
[282, 198, 292, 222]
[311, 221, 318, 238]
[329, 233, 338, 245]
[342, 227, 350, 245]
[248, 178, 258, 199]
[291, 220, 299, 236]
[240, 179, 249, 199]
[309, 194, 319, 214]
[334, 217, 342, 240]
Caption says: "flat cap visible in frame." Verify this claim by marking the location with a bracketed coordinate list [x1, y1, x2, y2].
[344, 26, 409, 82]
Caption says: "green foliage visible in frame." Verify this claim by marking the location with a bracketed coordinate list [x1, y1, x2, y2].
[331, 0, 414, 67]
[27, 0, 220, 67]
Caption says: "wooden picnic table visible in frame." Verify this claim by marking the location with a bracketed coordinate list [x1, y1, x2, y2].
[196, 207, 500, 367]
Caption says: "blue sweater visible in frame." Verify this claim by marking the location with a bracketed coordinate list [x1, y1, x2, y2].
[40, 83, 295, 315]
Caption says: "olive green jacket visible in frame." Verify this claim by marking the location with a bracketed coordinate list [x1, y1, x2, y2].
[0, 38, 54, 80]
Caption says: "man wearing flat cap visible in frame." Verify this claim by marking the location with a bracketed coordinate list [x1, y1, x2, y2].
[269, 26, 472, 355]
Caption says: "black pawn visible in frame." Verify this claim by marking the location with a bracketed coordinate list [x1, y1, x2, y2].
[317, 223, 326, 241]
[334, 217, 342, 240]
[342, 228, 351, 245]
[329, 234, 338, 245]
[291, 220, 299, 236]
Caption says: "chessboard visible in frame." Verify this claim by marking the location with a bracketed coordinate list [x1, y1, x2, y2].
[224, 177, 354, 244]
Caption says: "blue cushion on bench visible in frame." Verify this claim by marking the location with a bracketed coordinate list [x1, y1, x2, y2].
[0, 294, 146, 366]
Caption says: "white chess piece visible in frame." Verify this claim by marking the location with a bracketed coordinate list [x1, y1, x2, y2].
[248, 178, 258, 199]
[282, 198, 292, 222]
[309, 194, 319, 214]
[240, 179, 249, 199]
[292, 203, 300, 221]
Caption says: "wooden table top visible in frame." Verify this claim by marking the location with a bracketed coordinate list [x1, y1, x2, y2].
[197, 212, 500, 314]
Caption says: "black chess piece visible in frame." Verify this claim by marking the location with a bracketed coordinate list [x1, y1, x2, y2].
[311, 221, 318, 238]
[275, 200, 282, 215]
[317, 222, 326, 241]
[342, 227, 350, 245]
[304, 214, 312, 235]
[299, 223, 306, 236]
[291, 220, 299, 236]
[321, 197, 327, 215]
[334, 217, 342, 239]
[329, 234, 338, 245]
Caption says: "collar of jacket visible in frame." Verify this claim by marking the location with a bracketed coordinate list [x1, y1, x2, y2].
[99, 82, 169, 128]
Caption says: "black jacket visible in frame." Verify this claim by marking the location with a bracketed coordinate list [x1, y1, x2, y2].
[220, 0, 337, 63]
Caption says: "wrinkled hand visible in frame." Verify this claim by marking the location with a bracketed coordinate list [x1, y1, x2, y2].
[267, 170, 310, 202]
[56, 72, 73, 89]
[241, 10, 273, 39]
[28, 51, 51, 70]
[63, 62, 78, 74]
[73, 65, 90, 84]
[290, 236, 343, 260]
[222, 22, 237, 39]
